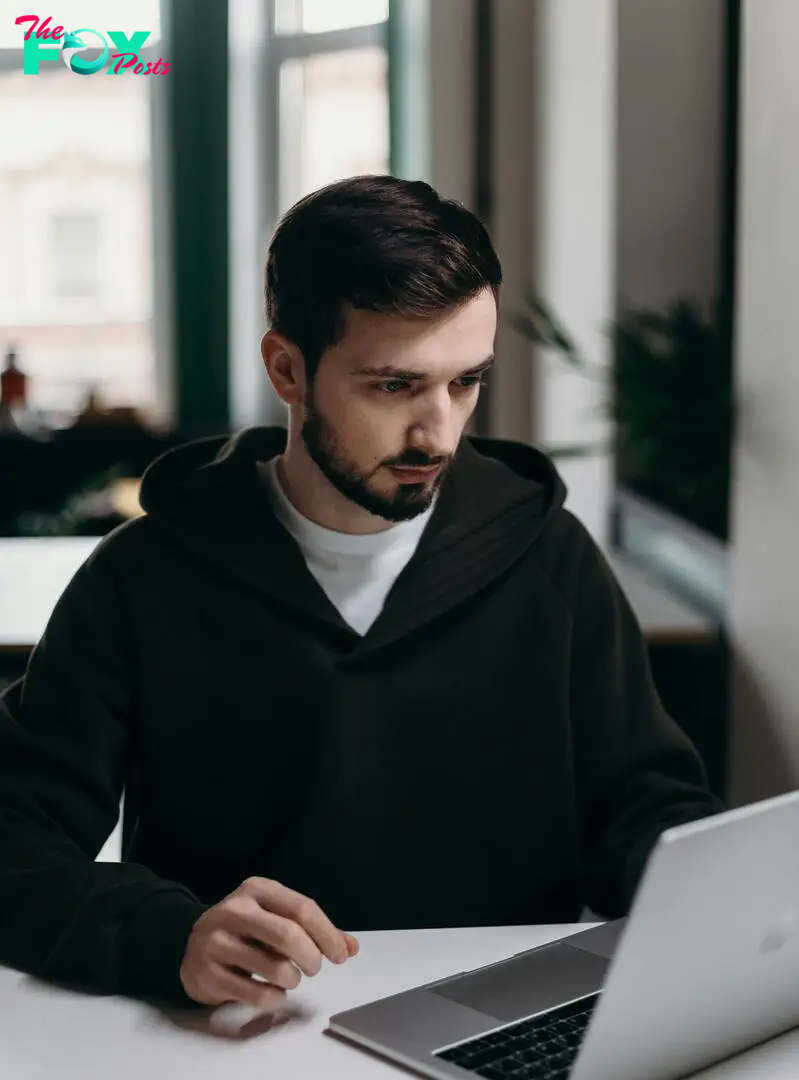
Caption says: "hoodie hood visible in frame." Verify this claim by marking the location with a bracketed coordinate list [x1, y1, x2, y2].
[140, 425, 566, 533]
[138, 426, 567, 655]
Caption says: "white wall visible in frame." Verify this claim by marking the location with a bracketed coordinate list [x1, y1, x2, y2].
[727, 0, 799, 805]
[616, 0, 724, 312]
[532, 0, 616, 546]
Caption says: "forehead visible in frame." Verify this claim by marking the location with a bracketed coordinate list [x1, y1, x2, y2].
[324, 289, 498, 376]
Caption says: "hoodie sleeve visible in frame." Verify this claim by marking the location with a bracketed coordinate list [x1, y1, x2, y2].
[568, 524, 725, 919]
[0, 548, 207, 1007]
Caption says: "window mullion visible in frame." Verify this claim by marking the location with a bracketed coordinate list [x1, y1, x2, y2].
[270, 22, 386, 62]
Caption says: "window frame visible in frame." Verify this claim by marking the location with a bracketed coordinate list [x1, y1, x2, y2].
[261, 3, 389, 258]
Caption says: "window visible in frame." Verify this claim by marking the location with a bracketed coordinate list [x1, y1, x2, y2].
[0, 0, 163, 418]
[270, 0, 390, 212]
[50, 212, 100, 299]
[274, 0, 389, 35]
[278, 47, 389, 214]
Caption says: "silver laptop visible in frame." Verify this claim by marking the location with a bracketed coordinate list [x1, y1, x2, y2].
[328, 789, 799, 1080]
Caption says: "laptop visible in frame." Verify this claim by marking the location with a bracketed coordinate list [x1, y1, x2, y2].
[328, 789, 799, 1080]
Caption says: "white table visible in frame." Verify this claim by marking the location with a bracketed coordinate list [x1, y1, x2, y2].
[0, 538, 713, 652]
[0, 537, 99, 651]
[1, 924, 798, 1078]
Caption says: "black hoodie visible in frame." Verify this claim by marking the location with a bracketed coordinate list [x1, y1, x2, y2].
[0, 427, 722, 1007]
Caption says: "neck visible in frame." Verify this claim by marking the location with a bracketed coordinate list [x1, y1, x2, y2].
[277, 427, 395, 536]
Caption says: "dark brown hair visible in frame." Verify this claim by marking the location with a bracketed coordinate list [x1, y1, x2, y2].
[264, 174, 502, 377]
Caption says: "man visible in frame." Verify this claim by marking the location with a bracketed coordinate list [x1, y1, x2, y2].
[0, 175, 723, 1014]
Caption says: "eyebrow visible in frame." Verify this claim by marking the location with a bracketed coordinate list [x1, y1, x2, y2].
[351, 354, 495, 381]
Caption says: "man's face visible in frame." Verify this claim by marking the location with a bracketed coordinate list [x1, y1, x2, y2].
[299, 288, 497, 522]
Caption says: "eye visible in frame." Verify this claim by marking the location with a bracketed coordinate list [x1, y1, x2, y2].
[453, 373, 489, 391]
[374, 380, 411, 394]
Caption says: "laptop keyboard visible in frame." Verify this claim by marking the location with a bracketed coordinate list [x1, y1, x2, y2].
[434, 993, 600, 1079]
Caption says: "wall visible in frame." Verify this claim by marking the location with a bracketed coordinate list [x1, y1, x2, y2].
[488, 0, 535, 445]
[425, 0, 536, 447]
[427, 0, 475, 208]
[616, 0, 724, 312]
[532, 0, 616, 546]
[727, 0, 799, 805]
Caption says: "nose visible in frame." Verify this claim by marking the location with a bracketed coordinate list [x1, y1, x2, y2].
[406, 388, 455, 459]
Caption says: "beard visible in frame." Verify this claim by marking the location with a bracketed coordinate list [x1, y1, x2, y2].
[300, 391, 450, 523]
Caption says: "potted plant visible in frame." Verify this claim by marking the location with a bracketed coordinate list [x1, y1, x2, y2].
[506, 293, 735, 542]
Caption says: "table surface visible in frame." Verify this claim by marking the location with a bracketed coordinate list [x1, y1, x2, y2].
[0, 536, 712, 651]
[0, 537, 100, 650]
[2, 923, 798, 1079]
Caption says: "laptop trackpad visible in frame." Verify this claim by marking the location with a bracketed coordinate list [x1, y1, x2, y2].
[430, 942, 608, 1023]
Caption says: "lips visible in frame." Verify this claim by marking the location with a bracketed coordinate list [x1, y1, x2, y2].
[389, 465, 441, 484]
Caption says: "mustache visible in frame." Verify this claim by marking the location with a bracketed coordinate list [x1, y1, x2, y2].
[384, 450, 450, 468]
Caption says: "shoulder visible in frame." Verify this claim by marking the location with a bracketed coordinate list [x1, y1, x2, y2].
[81, 514, 172, 584]
[531, 507, 616, 610]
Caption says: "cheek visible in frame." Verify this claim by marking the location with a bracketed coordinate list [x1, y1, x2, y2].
[337, 395, 395, 463]
[452, 392, 480, 434]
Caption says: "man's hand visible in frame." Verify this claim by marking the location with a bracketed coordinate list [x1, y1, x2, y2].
[180, 877, 359, 1009]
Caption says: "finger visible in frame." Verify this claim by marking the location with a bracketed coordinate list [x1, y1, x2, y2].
[228, 904, 323, 977]
[241, 878, 349, 964]
[216, 935, 302, 990]
[344, 932, 360, 956]
[208, 963, 288, 1010]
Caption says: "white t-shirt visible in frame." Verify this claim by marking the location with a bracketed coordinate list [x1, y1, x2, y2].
[260, 457, 434, 635]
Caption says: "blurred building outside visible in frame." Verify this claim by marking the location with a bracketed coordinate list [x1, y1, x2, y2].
[0, 0, 389, 429]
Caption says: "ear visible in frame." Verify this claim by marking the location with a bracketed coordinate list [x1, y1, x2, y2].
[261, 330, 306, 406]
